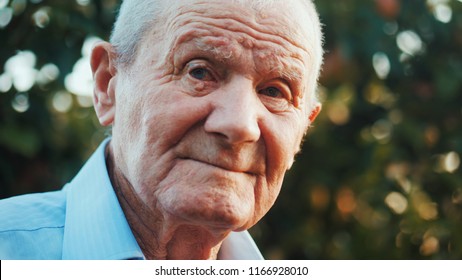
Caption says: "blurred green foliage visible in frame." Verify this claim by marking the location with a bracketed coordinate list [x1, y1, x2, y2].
[0, 0, 461, 259]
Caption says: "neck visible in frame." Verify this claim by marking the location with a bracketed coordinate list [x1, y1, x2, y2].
[105, 143, 225, 259]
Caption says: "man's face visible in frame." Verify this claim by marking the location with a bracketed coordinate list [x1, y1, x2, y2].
[109, 0, 319, 232]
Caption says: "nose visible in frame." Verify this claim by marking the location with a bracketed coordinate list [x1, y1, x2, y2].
[204, 76, 261, 145]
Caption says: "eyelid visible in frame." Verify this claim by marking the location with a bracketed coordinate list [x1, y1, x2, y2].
[186, 60, 208, 72]
[260, 80, 293, 103]
[185, 60, 219, 80]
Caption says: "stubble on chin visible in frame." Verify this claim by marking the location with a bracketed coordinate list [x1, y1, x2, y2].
[153, 158, 259, 231]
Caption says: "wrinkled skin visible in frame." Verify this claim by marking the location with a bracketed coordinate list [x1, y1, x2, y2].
[91, 0, 321, 259]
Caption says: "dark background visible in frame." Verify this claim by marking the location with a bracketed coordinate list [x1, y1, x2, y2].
[1, 0, 461, 259]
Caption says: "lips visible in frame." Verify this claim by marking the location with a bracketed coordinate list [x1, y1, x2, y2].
[178, 156, 261, 176]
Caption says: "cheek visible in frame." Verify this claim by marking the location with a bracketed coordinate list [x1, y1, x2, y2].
[139, 91, 213, 150]
[261, 116, 303, 181]
[247, 115, 305, 227]
[114, 85, 215, 198]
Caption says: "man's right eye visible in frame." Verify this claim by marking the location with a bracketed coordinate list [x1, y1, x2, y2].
[189, 67, 213, 81]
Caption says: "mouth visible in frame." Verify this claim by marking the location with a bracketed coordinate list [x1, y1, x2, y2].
[179, 157, 256, 176]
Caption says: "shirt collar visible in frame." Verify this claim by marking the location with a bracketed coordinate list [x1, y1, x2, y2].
[62, 138, 143, 259]
[219, 231, 264, 260]
[61, 139, 263, 260]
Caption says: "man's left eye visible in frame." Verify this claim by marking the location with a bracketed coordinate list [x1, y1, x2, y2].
[189, 67, 213, 81]
[259, 87, 284, 98]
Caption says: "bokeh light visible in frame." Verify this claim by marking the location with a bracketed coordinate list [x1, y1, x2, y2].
[0, 73, 13, 92]
[397, 30, 424, 56]
[5, 51, 37, 92]
[11, 0, 26, 15]
[0, 0, 9, 9]
[385, 192, 408, 215]
[427, 0, 453, 23]
[36, 63, 60, 86]
[52, 91, 73, 113]
[0, 6, 13, 28]
[11, 92, 29, 113]
[372, 52, 391, 80]
[32, 7, 50, 28]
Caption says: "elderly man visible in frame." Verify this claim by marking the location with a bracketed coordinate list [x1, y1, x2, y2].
[0, 0, 323, 259]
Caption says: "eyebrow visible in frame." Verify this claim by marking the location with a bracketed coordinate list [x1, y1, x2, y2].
[192, 36, 305, 79]
[270, 61, 304, 83]
[170, 29, 307, 91]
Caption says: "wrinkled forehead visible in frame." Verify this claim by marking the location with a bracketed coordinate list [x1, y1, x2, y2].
[156, 0, 318, 55]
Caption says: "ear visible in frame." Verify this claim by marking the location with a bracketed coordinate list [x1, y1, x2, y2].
[91, 41, 117, 126]
[308, 102, 322, 124]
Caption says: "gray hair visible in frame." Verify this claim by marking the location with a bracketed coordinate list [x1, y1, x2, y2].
[110, 0, 163, 66]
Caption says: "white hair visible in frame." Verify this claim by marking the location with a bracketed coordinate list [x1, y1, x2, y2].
[110, 0, 163, 66]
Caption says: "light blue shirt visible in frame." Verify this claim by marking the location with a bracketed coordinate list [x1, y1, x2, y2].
[0, 139, 263, 260]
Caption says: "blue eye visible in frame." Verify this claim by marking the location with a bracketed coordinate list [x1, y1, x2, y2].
[190, 68, 210, 80]
[259, 87, 283, 98]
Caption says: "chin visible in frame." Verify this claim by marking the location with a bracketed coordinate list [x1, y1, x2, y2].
[156, 162, 260, 228]
[160, 188, 254, 232]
